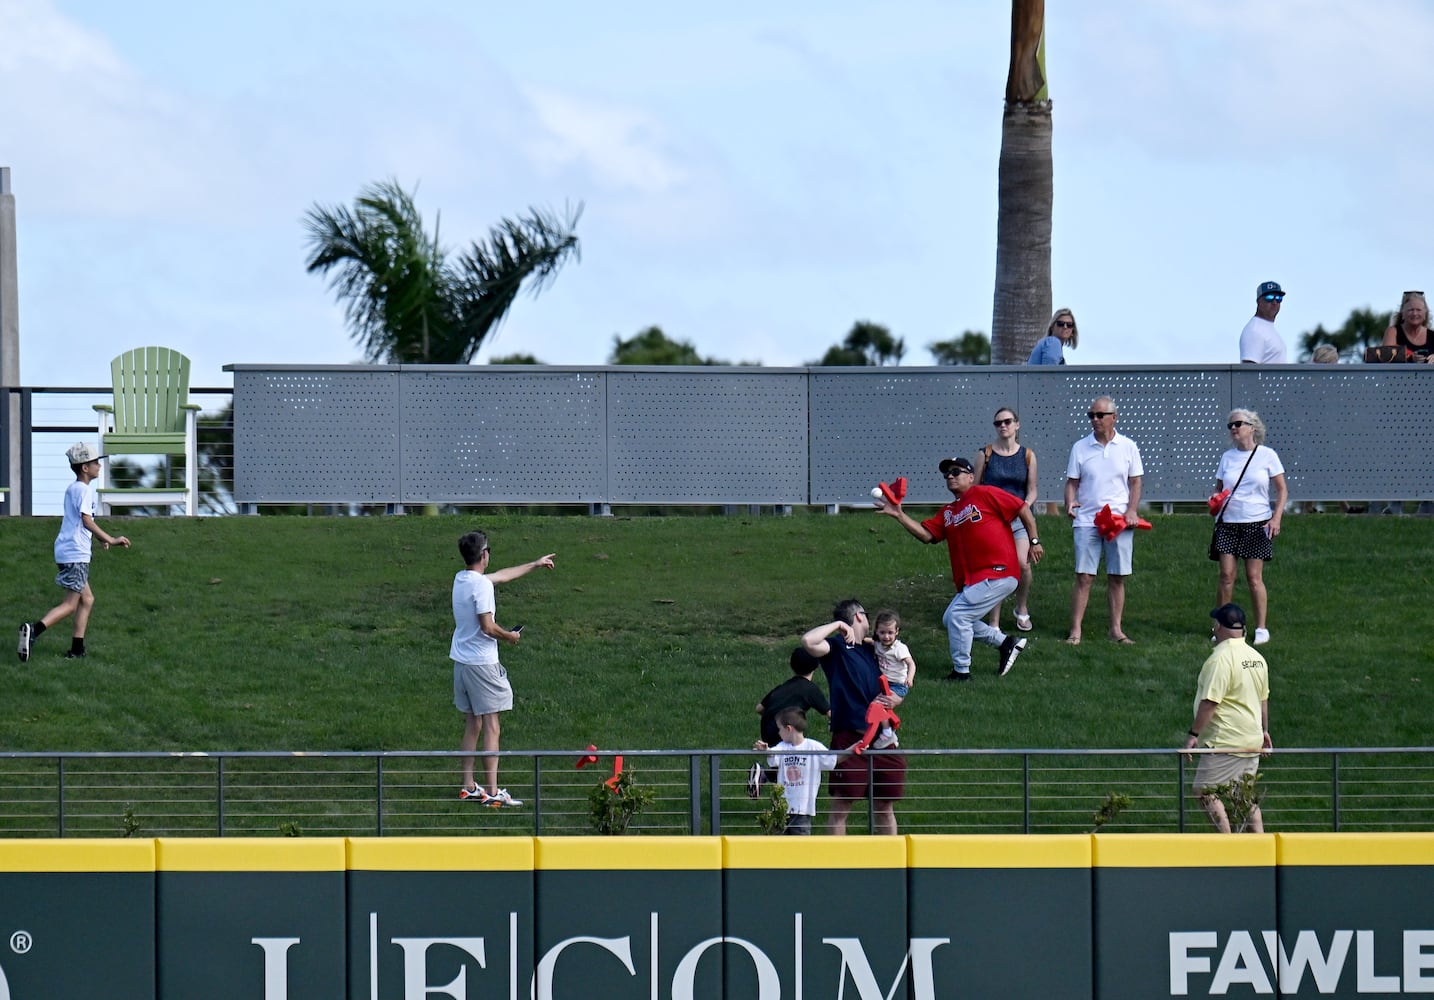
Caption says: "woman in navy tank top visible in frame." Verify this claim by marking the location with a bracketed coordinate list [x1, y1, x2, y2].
[971, 407, 1039, 632]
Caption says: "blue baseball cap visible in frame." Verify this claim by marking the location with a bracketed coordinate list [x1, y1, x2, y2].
[1256, 281, 1285, 298]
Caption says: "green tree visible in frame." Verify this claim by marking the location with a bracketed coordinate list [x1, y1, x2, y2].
[1297, 307, 1391, 362]
[810, 321, 905, 366]
[928, 331, 992, 365]
[303, 179, 581, 364]
[609, 326, 726, 365]
[991, 0, 1053, 363]
[488, 353, 543, 365]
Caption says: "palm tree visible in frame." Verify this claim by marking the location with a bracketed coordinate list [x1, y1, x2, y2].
[991, 0, 1052, 364]
[303, 179, 581, 364]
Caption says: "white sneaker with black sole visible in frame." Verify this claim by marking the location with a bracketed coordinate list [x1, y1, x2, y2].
[997, 636, 1027, 676]
[18, 623, 32, 663]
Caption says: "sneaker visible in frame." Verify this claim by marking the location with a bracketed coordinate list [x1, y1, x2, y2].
[486, 788, 523, 808]
[746, 762, 764, 798]
[941, 670, 972, 682]
[18, 623, 32, 662]
[997, 636, 1027, 676]
[63, 650, 86, 659]
[871, 726, 899, 750]
[1253, 628, 1270, 646]
[459, 785, 492, 804]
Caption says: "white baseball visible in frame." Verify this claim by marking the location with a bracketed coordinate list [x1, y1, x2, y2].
[871, 487, 883, 499]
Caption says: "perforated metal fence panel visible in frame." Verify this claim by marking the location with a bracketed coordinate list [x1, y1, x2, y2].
[227, 364, 1434, 506]
[606, 368, 808, 503]
[400, 368, 606, 504]
[810, 368, 1019, 506]
[232, 367, 400, 503]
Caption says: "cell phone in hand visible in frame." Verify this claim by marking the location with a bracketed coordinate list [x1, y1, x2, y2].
[513, 624, 524, 634]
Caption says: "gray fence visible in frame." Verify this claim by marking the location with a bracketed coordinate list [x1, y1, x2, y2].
[227, 363, 1434, 507]
[2, 746, 1431, 838]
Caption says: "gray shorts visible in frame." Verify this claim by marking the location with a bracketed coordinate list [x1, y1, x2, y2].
[1193, 753, 1259, 794]
[55, 562, 91, 593]
[784, 813, 814, 835]
[453, 661, 513, 716]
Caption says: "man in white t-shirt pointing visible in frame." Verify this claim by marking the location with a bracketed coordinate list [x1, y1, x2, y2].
[1239, 281, 1287, 364]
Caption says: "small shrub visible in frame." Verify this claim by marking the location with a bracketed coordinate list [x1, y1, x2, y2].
[1091, 791, 1133, 832]
[588, 769, 655, 835]
[757, 783, 789, 835]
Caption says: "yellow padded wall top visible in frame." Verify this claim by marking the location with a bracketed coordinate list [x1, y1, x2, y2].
[347, 837, 533, 872]
[156, 837, 347, 872]
[1277, 832, 1434, 866]
[908, 834, 1091, 869]
[0, 838, 155, 872]
[535, 836, 722, 871]
[722, 835, 907, 870]
[1093, 833, 1275, 868]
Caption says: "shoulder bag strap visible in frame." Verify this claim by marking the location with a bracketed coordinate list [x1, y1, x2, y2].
[1216, 446, 1258, 523]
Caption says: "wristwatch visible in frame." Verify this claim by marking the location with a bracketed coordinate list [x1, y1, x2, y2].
[1030, 537, 1042, 546]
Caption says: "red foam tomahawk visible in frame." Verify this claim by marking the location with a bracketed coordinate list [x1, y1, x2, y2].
[1094, 503, 1153, 542]
[577, 744, 624, 789]
[850, 676, 901, 755]
[876, 477, 907, 506]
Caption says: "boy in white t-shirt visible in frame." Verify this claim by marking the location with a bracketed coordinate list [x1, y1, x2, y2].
[867, 610, 914, 749]
[753, 708, 838, 835]
[18, 443, 130, 662]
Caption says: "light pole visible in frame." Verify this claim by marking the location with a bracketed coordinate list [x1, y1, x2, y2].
[0, 167, 20, 513]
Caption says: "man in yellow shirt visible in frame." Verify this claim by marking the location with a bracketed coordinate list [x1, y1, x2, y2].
[1184, 603, 1271, 832]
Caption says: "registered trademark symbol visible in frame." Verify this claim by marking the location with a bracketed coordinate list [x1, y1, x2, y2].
[9, 930, 31, 954]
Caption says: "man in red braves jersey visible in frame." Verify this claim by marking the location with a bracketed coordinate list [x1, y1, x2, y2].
[876, 456, 1044, 680]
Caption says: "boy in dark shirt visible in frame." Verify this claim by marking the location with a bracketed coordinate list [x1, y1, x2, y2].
[749, 647, 831, 796]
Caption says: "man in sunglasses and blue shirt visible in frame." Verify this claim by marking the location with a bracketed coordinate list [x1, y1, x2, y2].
[1239, 281, 1288, 364]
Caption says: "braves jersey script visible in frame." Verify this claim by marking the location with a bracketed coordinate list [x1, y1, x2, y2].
[920, 485, 1025, 587]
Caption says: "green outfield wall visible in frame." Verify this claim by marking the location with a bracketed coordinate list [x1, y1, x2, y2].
[0, 833, 1430, 999]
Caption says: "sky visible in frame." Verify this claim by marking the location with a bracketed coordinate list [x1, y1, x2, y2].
[3, 0, 1432, 390]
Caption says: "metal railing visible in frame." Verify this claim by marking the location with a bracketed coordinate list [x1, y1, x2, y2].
[1, 746, 1430, 838]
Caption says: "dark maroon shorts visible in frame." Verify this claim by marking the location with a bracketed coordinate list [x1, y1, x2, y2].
[828, 729, 907, 802]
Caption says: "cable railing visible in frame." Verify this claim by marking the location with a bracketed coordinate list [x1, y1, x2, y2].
[0, 746, 1430, 838]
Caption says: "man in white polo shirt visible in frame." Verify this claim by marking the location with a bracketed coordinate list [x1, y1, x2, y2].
[1239, 280, 1287, 364]
[1064, 396, 1144, 645]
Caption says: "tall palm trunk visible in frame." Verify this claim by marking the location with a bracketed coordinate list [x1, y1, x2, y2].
[991, 0, 1053, 364]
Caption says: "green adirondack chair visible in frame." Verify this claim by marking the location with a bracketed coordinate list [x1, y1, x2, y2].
[93, 346, 201, 515]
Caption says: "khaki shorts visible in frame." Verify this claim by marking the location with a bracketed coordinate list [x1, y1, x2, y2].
[1193, 752, 1259, 794]
[453, 661, 513, 716]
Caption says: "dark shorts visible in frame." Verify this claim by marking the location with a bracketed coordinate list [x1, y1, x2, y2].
[1213, 520, 1274, 561]
[828, 729, 906, 802]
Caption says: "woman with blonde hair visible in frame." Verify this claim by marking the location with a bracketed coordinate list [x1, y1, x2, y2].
[1027, 308, 1078, 365]
[1211, 409, 1286, 645]
[1380, 291, 1432, 362]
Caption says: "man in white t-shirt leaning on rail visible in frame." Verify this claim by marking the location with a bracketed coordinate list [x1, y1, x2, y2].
[1239, 280, 1288, 364]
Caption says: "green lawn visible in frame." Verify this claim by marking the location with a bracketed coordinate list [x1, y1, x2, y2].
[0, 509, 1430, 834]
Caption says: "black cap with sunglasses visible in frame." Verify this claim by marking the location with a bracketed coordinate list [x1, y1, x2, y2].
[1256, 280, 1285, 301]
[938, 457, 974, 477]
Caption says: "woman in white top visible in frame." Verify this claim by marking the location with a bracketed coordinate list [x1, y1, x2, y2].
[1211, 409, 1286, 645]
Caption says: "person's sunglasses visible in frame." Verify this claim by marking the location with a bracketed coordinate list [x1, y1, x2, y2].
[1054, 320, 1075, 329]
[993, 417, 1015, 427]
[1404, 290, 1424, 297]
[942, 469, 967, 478]
[1261, 294, 1285, 302]
[1228, 420, 1248, 429]
[1087, 411, 1113, 420]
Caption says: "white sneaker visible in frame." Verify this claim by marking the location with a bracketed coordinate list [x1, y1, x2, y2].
[486, 788, 523, 808]
[871, 726, 899, 750]
[1253, 628, 1270, 645]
